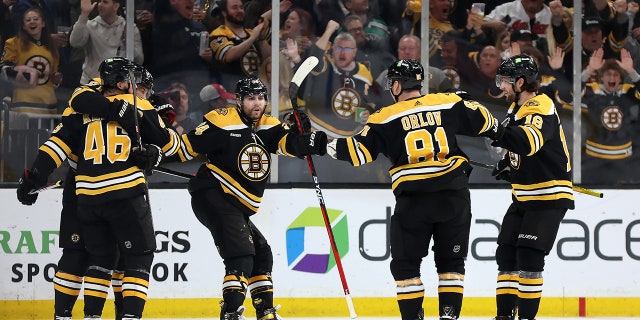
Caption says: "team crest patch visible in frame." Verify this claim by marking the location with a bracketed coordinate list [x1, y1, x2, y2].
[210, 37, 226, 52]
[238, 143, 271, 181]
[331, 87, 360, 119]
[71, 233, 80, 243]
[525, 100, 540, 107]
[215, 107, 229, 115]
[463, 100, 482, 110]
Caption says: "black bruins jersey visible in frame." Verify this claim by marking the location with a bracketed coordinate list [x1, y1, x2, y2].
[580, 82, 640, 159]
[209, 25, 263, 77]
[176, 107, 310, 215]
[330, 92, 499, 195]
[497, 94, 575, 209]
[36, 93, 181, 205]
[300, 44, 375, 138]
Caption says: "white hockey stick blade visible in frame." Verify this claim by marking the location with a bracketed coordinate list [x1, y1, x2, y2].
[28, 180, 63, 195]
[290, 56, 319, 87]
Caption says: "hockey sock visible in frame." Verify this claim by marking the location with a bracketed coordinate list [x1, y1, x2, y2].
[437, 272, 464, 319]
[53, 271, 83, 317]
[517, 271, 542, 319]
[496, 271, 519, 317]
[249, 273, 274, 317]
[222, 272, 248, 313]
[112, 270, 125, 319]
[395, 277, 424, 320]
[83, 266, 112, 317]
[121, 269, 150, 319]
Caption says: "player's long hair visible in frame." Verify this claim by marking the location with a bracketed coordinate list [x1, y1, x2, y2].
[17, 7, 58, 60]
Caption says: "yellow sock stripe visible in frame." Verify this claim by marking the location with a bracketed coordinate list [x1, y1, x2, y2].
[53, 271, 83, 296]
[438, 287, 464, 294]
[519, 277, 543, 285]
[248, 274, 273, 295]
[122, 276, 149, 299]
[84, 276, 111, 287]
[397, 291, 425, 300]
[122, 290, 148, 301]
[518, 291, 543, 299]
[437, 272, 464, 294]
[53, 283, 81, 296]
[84, 289, 109, 299]
[496, 288, 519, 295]
[395, 277, 424, 301]
[223, 274, 248, 293]
[111, 272, 124, 292]
[55, 272, 83, 283]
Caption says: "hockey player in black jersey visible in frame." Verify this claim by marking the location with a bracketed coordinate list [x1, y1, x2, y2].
[17, 57, 181, 320]
[16, 70, 163, 320]
[488, 54, 575, 320]
[176, 77, 327, 320]
[325, 59, 501, 320]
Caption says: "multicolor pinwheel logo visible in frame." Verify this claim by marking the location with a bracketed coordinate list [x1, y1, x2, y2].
[286, 207, 349, 273]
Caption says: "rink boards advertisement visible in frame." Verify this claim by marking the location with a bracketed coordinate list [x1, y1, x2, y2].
[1, 188, 639, 317]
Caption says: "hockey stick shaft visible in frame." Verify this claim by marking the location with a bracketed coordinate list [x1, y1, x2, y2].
[129, 70, 143, 150]
[28, 180, 63, 195]
[469, 160, 604, 198]
[289, 57, 357, 319]
[153, 166, 194, 179]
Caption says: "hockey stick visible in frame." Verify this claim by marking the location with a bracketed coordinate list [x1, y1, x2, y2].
[153, 166, 194, 179]
[28, 180, 63, 195]
[469, 160, 604, 198]
[129, 70, 143, 149]
[289, 57, 358, 319]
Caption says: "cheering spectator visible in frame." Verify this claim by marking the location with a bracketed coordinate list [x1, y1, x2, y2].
[209, 0, 271, 90]
[70, 0, 143, 84]
[1, 7, 62, 116]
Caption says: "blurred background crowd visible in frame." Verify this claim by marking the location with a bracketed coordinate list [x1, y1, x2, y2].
[2, 0, 640, 186]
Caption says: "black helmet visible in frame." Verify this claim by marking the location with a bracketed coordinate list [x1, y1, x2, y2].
[133, 63, 154, 91]
[99, 57, 134, 87]
[386, 59, 424, 90]
[496, 54, 538, 87]
[235, 77, 268, 102]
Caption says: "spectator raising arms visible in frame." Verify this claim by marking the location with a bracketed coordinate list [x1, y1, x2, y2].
[69, 0, 144, 84]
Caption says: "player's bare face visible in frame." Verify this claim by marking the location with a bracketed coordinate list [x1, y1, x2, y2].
[241, 95, 266, 121]
[498, 77, 516, 102]
[22, 11, 44, 40]
[225, 0, 245, 26]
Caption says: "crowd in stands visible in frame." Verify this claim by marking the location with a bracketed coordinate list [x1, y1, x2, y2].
[2, 0, 640, 185]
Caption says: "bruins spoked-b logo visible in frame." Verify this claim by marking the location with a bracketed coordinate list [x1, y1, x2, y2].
[238, 143, 271, 181]
[331, 87, 360, 120]
[601, 106, 623, 131]
[241, 49, 260, 75]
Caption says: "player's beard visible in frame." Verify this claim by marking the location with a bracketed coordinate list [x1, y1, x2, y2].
[226, 13, 244, 27]
[504, 90, 516, 103]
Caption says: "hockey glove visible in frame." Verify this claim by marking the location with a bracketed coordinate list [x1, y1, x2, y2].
[16, 169, 46, 205]
[107, 99, 138, 135]
[283, 111, 311, 133]
[149, 94, 176, 125]
[292, 131, 328, 157]
[491, 156, 511, 182]
[482, 122, 505, 141]
[130, 144, 162, 176]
